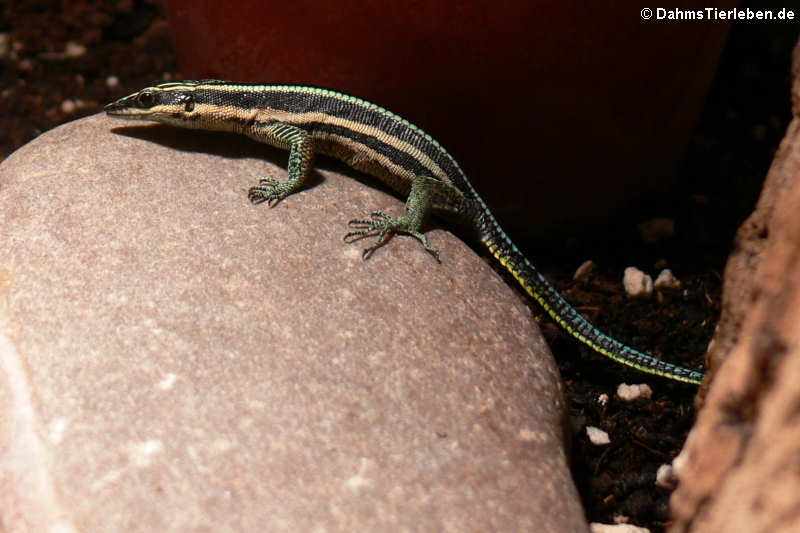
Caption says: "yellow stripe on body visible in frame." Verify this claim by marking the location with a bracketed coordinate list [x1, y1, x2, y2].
[259, 109, 452, 184]
[482, 238, 698, 383]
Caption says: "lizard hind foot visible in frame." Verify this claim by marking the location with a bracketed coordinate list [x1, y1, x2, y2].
[344, 211, 441, 262]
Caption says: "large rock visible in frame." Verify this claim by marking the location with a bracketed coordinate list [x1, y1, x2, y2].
[669, 41, 800, 533]
[0, 114, 588, 532]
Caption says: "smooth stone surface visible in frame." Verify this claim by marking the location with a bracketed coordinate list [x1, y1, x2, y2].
[0, 114, 588, 532]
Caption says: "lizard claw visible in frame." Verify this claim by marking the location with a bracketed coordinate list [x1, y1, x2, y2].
[344, 211, 440, 262]
[248, 176, 291, 206]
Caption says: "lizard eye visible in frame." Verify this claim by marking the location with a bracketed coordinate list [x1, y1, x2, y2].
[136, 91, 157, 108]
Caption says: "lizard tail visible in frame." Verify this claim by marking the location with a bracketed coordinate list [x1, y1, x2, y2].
[479, 228, 704, 385]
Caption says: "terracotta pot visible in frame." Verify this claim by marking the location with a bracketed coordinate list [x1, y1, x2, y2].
[164, 1, 734, 236]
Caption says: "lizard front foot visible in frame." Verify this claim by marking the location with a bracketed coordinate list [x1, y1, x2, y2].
[344, 211, 440, 262]
[248, 176, 294, 206]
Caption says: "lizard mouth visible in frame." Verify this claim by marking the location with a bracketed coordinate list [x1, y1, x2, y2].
[104, 100, 151, 119]
[103, 101, 126, 115]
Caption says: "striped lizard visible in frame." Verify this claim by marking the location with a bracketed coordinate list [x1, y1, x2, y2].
[105, 80, 704, 385]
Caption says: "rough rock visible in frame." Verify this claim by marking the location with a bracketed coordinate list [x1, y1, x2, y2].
[669, 40, 800, 533]
[0, 114, 588, 532]
[700, 45, 800, 384]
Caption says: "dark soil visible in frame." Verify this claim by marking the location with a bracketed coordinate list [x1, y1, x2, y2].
[1, 2, 797, 531]
[523, 6, 798, 529]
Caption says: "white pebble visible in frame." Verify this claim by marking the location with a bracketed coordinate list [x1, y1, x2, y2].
[623, 267, 653, 298]
[654, 269, 681, 290]
[573, 259, 596, 281]
[63, 41, 87, 58]
[60, 99, 86, 114]
[40, 40, 87, 60]
[586, 426, 610, 446]
[616, 383, 653, 402]
[656, 463, 677, 490]
[590, 523, 650, 533]
[597, 393, 609, 407]
[105, 75, 120, 88]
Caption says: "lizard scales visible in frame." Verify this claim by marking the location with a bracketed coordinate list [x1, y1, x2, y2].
[106, 80, 704, 385]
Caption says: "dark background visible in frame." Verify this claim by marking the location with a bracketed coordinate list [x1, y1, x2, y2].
[1, 1, 798, 530]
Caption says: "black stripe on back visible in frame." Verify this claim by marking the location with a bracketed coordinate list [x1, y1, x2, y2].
[196, 87, 469, 192]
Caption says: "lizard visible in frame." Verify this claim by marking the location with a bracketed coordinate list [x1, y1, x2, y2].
[105, 80, 704, 385]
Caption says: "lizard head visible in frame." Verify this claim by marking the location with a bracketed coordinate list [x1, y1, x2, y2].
[105, 81, 204, 126]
